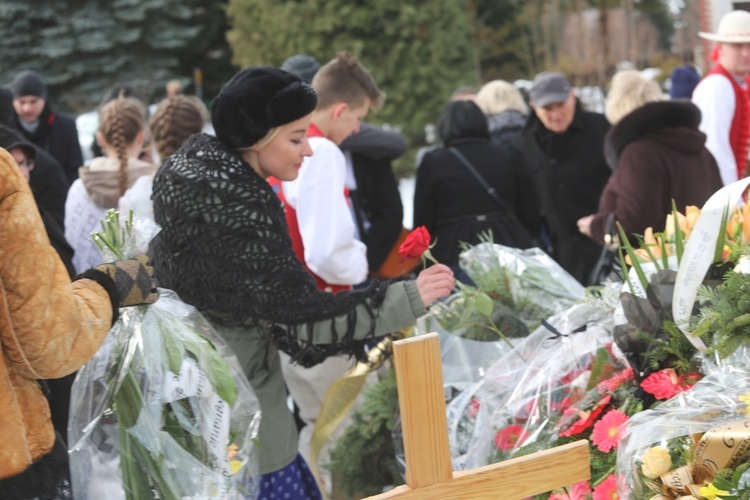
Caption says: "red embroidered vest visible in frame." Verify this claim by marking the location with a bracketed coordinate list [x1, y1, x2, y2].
[707, 64, 750, 180]
[268, 123, 351, 293]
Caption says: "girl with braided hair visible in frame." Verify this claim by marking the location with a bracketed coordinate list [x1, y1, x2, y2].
[65, 96, 156, 273]
[150, 94, 207, 162]
[150, 67, 455, 498]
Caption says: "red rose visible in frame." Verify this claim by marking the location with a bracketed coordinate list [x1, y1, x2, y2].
[398, 226, 432, 262]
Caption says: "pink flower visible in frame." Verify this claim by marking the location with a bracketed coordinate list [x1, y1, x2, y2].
[548, 482, 592, 500]
[468, 398, 481, 418]
[560, 395, 612, 437]
[592, 474, 619, 499]
[569, 481, 592, 500]
[641, 369, 682, 400]
[591, 410, 628, 453]
[494, 424, 529, 451]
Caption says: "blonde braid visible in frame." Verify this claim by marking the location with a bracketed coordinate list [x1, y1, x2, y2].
[98, 96, 147, 197]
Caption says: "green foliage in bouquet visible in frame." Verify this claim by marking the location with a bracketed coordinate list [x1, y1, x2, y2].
[329, 367, 404, 498]
[640, 320, 700, 377]
[713, 462, 750, 500]
[92, 209, 244, 500]
[429, 286, 528, 345]
[693, 271, 750, 359]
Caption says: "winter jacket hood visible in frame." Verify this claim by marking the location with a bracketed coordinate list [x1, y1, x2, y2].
[78, 157, 156, 208]
[604, 100, 704, 169]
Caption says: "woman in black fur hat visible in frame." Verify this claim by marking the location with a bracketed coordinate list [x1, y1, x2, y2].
[149, 66, 454, 498]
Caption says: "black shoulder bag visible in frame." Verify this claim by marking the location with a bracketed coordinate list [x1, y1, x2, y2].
[587, 212, 622, 285]
[448, 147, 533, 249]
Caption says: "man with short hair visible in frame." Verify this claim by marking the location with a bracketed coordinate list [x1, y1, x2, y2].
[692, 10, 750, 185]
[512, 72, 611, 285]
[11, 70, 83, 184]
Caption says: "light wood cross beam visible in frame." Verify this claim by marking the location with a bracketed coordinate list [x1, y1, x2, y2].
[365, 332, 590, 500]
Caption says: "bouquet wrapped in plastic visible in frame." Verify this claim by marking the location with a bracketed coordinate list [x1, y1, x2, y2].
[617, 347, 750, 499]
[418, 242, 587, 395]
[445, 283, 624, 471]
[68, 211, 261, 500]
[458, 242, 586, 330]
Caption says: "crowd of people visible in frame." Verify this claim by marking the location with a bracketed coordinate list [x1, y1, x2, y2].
[1, 8, 749, 500]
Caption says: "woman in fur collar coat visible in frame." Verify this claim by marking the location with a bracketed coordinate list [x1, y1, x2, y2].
[578, 70, 723, 245]
[0, 148, 157, 498]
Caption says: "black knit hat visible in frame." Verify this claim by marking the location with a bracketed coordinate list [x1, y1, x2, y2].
[211, 67, 317, 150]
[11, 70, 47, 99]
[280, 54, 321, 84]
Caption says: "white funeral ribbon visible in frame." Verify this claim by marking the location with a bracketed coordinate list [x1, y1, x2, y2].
[162, 357, 232, 492]
[673, 177, 750, 351]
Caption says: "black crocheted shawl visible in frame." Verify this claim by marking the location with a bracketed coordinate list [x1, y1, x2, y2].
[150, 133, 389, 367]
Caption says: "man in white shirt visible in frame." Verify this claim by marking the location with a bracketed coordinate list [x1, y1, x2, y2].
[692, 10, 750, 185]
[274, 52, 386, 490]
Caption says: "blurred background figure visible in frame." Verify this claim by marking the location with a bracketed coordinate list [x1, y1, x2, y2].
[165, 79, 184, 97]
[577, 70, 722, 247]
[475, 79, 529, 147]
[414, 100, 532, 274]
[65, 96, 156, 273]
[11, 70, 83, 184]
[668, 64, 701, 100]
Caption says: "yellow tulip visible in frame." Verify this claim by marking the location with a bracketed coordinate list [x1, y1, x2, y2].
[685, 205, 700, 237]
[664, 212, 688, 242]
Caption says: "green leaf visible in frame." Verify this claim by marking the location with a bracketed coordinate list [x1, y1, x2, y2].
[182, 333, 237, 406]
[475, 292, 494, 317]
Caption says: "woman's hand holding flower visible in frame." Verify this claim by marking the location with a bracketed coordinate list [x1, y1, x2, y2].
[416, 264, 455, 308]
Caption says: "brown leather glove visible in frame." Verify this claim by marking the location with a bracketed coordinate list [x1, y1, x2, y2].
[94, 253, 159, 307]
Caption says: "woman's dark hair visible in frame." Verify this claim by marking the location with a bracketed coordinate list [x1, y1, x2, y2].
[437, 100, 489, 145]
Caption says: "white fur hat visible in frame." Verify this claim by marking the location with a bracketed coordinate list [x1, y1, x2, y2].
[699, 10, 750, 43]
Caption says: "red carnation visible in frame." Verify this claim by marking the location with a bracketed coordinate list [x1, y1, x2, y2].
[494, 424, 530, 450]
[559, 395, 612, 437]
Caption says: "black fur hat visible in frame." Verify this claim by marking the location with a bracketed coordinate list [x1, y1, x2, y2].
[211, 67, 317, 150]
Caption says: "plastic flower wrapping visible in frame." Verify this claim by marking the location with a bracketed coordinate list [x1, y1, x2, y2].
[68, 211, 262, 499]
[616, 347, 750, 499]
[457, 243, 586, 330]
[443, 283, 624, 472]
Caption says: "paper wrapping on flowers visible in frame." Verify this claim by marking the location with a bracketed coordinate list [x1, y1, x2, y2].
[616, 346, 750, 499]
[444, 284, 624, 471]
[68, 210, 261, 499]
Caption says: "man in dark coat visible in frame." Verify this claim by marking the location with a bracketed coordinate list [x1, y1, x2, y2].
[512, 72, 611, 284]
[0, 88, 69, 229]
[11, 70, 84, 184]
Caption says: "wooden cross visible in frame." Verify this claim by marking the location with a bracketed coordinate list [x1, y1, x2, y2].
[365, 332, 590, 500]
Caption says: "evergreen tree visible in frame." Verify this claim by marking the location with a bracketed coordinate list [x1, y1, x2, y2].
[0, 0, 234, 112]
[225, 0, 477, 142]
